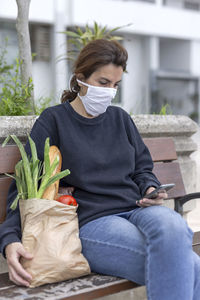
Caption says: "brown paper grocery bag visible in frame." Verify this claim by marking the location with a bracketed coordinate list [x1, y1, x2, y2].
[19, 198, 91, 288]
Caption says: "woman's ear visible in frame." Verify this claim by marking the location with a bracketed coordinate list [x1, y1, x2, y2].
[76, 73, 88, 96]
[76, 73, 85, 86]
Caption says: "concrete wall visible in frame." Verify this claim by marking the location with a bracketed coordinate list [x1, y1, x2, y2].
[123, 36, 150, 115]
[160, 39, 191, 72]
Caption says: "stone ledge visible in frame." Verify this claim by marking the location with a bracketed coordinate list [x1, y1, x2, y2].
[0, 116, 37, 143]
[0, 114, 198, 140]
[133, 114, 198, 138]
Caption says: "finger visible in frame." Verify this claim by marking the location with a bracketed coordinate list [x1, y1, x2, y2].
[140, 199, 164, 206]
[58, 187, 68, 194]
[58, 186, 74, 195]
[157, 192, 168, 199]
[143, 193, 166, 201]
[145, 198, 164, 204]
[67, 187, 75, 195]
[136, 200, 149, 208]
[18, 247, 33, 260]
[136, 200, 142, 207]
[9, 265, 30, 287]
[9, 257, 32, 282]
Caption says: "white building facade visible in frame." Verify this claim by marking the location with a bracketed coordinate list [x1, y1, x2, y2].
[1, 0, 200, 121]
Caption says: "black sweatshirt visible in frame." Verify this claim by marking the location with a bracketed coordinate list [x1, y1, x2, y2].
[0, 102, 160, 256]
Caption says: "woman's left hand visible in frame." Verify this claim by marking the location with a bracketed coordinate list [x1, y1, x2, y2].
[58, 186, 75, 195]
[136, 186, 167, 207]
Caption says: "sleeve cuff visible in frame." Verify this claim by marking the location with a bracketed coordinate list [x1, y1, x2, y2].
[140, 181, 160, 198]
[1, 234, 21, 259]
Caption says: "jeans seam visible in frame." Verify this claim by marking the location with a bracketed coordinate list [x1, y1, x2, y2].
[81, 236, 145, 257]
[145, 238, 153, 300]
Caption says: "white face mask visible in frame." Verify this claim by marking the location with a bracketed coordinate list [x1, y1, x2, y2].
[77, 79, 117, 117]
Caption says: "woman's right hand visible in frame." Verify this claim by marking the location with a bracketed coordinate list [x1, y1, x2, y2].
[5, 242, 33, 287]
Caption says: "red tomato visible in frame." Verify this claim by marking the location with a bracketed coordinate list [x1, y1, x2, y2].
[56, 195, 77, 206]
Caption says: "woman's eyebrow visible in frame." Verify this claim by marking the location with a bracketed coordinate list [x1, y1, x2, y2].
[99, 77, 110, 82]
[116, 79, 122, 84]
[99, 77, 122, 84]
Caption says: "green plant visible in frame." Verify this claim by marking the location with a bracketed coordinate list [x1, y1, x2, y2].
[60, 21, 131, 61]
[34, 96, 53, 115]
[0, 44, 34, 116]
[0, 42, 53, 116]
[3, 135, 70, 210]
[158, 104, 172, 115]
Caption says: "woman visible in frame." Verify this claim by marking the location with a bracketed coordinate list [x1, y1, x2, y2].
[1, 39, 200, 299]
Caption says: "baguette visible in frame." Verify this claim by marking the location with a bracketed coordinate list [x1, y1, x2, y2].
[42, 146, 62, 200]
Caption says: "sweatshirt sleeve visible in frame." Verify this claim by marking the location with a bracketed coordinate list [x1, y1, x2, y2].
[0, 108, 58, 258]
[126, 116, 160, 197]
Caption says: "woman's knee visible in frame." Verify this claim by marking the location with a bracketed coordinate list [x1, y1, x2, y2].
[132, 206, 193, 244]
[157, 207, 192, 237]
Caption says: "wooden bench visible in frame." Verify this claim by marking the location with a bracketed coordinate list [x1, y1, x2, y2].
[0, 137, 200, 299]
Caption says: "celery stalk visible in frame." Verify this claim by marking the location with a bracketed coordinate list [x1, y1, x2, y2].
[3, 135, 34, 198]
[28, 135, 39, 196]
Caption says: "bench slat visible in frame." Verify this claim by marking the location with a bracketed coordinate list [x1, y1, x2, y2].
[0, 273, 137, 300]
[153, 162, 186, 198]
[0, 177, 12, 223]
[193, 231, 200, 244]
[0, 145, 21, 174]
[143, 137, 177, 162]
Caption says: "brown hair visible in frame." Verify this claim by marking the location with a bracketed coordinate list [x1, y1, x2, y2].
[61, 39, 128, 103]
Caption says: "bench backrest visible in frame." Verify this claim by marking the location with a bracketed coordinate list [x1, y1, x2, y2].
[0, 137, 186, 224]
[0, 145, 21, 223]
[143, 137, 186, 199]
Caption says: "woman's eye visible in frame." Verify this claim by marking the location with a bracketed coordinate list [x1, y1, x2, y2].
[98, 81, 120, 88]
[99, 81, 108, 85]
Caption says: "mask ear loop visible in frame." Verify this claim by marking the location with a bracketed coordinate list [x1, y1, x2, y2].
[76, 79, 90, 88]
[68, 74, 78, 93]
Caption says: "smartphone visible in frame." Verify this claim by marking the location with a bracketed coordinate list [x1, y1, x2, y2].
[144, 183, 175, 199]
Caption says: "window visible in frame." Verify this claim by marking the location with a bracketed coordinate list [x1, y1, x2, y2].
[30, 25, 51, 61]
[184, 1, 200, 10]
[123, 0, 155, 2]
[151, 73, 200, 122]
[163, 0, 200, 11]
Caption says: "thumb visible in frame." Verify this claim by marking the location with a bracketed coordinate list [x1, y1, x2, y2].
[18, 246, 33, 259]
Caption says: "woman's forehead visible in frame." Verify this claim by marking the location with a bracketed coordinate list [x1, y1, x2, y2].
[92, 64, 123, 80]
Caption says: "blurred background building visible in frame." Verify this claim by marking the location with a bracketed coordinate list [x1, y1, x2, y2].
[1, 0, 200, 122]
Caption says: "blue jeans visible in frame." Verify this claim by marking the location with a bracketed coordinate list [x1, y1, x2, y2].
[79, 206, 200, 300]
